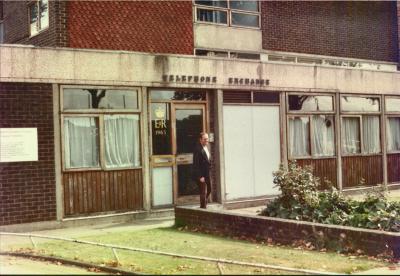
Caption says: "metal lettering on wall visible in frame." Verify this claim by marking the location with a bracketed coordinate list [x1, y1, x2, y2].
[161, 74, 269, 86]
[228, 78, 270, 86]
[162, 75, 217, 84]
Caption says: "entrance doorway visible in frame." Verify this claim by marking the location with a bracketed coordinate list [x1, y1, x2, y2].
[150, 90, 207, 207]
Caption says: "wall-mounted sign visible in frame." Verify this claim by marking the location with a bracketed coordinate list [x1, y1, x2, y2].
[228, 77, 270, 86]
[162, 75, 217, 84]
[0, 128, 38, 162]
[161, 74, 270, 87]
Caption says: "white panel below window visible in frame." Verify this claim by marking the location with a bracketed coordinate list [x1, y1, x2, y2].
[152, 167, 173, 206]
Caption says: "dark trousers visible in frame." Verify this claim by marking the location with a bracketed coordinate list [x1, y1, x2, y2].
[198, 176, 211, 209]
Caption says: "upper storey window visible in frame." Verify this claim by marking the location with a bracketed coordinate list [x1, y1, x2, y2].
[28, 0, 49, 36]
[195, 0, 260, 28]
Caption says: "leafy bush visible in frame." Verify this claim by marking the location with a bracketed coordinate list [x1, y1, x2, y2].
[260, 161, 400, 232]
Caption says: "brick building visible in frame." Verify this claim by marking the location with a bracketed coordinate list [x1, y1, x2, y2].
[0, 0, 399, 229]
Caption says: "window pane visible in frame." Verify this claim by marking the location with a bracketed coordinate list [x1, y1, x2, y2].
[197, 8, 227, 24]
[195, 0, 227, 8]
[230, 52, 260, 60]
[289, 117, 310, 157]
[39, 0, 49, 29]
[151, 103, 172, 155]
[150, 90, 206, 101]
[312, 115, 335, 156]
[64, 117, 99, 169]
[63, 88, 138, 110]
[341, 117, 361, 154]
[387, 117, 400, 152]
[288, 95, 334, 111]
[231, 12, 259, 27]
[230, 1, 258, 11]
[341, 96, 380, 112]
[362, 116, 381, 154]
[386, 98, 400, 112]
[104, 115, 140, 168]
[29, 3, 39, 35]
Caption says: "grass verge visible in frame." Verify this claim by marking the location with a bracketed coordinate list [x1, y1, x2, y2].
[2, 227, 389, 275]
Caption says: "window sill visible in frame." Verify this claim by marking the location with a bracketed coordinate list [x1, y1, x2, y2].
[194, 21, 260, 30]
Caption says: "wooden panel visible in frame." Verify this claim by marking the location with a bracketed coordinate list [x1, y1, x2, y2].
[342, 155, 383, 188]
[63, 169, 143, 217]
[387, 153, 400, 183]
[296, 158, 337, 188]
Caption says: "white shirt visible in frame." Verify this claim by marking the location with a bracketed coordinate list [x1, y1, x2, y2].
[203, 145, 210, 160]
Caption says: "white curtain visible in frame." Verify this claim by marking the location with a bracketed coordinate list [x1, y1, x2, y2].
[363, 116, 381, 154]
[341, 117, 360, 154]
[64, 117, 99, 169]
[104, 115, 140, 168]
[312, 115, 335, 156]
[289, 117, 310, 157]
[387, 117, 400, 152]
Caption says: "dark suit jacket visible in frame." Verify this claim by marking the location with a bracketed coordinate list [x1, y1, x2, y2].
[192, 143, 211, 182]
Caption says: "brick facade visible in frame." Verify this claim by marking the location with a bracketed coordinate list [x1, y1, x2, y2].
[2, 0, 68, 47]
[0, 83, 56, 226]
[67, 1, 193, 54]
[261, 1, 399, 62]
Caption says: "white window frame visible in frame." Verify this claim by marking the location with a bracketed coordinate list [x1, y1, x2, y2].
[385, 96, 400, 154]
[60, 85, 142, 172]
[28, 0, 49, 37]
[194, 0, 260, 29]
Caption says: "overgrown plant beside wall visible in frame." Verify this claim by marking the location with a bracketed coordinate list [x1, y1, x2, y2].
[260, 162, 400, 232]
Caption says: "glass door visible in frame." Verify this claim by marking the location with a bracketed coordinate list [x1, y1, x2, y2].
[150, 101, 206, 207]
[173, 105, 206, 204]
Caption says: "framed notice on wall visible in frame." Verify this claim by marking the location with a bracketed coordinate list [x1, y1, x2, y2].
[0, 128, 39, 162]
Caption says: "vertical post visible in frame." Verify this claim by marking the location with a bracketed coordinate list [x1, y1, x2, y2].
[215, 89, 226, 204]
[53, 84, 63, 220]
[141, 87, 151, 211]
[111, 248, 120, 264]
[29, 236, 37, 248]
[280, 92, 288, 169]
[335, 92, 343, 190]
[381, 96, 388, 186]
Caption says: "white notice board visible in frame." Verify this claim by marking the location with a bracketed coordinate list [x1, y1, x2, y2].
[0, 128, 38, 162]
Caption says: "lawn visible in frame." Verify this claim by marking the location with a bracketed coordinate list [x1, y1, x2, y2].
[4, 227, 389, 275]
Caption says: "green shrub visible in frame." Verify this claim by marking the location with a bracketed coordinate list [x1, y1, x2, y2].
[260, 161, 400, 232]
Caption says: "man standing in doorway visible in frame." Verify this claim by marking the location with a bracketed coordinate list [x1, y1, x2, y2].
[192, 132, 211, 209]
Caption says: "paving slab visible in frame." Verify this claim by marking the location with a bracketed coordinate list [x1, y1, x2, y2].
[0, 255, 106, 275]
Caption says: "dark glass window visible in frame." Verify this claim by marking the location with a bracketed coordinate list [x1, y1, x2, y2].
[195, 0, 228, 8]
[150, 90, 206, 101]
[63, 88, 138, 110]
[230, 0, 258, 11]
[197, 9, 227, 24]
[288, 95, 334, 112]
[231, 12, 259, 27]
[151, 103, 172, 155]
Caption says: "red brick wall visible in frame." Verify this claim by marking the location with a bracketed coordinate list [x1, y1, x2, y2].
[2, 0, 68, 47]
[67, 1, 193, 54]
[261, 1, 399, 62]
[0, 82, 56, 226]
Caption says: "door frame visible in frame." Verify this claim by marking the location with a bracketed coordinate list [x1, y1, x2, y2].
[171, 103, 207, 204]
[148, 91, 209, 207]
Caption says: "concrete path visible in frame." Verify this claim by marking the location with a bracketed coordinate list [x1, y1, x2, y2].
[0, 255, 106, 275]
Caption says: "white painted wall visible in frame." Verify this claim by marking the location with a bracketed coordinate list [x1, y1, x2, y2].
[194, 24, 262, 52]
[1, 45, 399, 95]
[223, 105, 281, 200]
